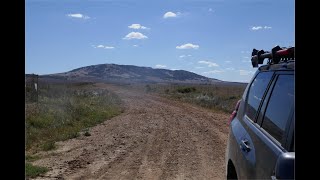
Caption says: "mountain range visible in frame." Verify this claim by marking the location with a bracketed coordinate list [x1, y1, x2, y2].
[28, 63, 246, 85]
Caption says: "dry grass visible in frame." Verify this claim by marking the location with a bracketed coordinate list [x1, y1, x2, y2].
[25, 82, 124, 153]
[145, 83, 246, 113]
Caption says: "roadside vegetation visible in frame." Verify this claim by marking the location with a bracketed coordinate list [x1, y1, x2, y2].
[26, 162, 48, 178]
[25, 81, 124, 153]
[144, 83, 246, 113]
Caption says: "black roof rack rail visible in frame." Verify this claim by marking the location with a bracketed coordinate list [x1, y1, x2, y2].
[251, 45, 295, 68]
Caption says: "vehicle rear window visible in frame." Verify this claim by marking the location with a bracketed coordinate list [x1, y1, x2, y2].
[261, 75, 294, 143]
[245, 72, 273, 121]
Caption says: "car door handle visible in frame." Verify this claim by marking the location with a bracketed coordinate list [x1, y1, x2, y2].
[240, 139, 251, 152]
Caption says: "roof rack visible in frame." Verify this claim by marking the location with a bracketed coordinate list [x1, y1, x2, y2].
[251, 45, 295, 68]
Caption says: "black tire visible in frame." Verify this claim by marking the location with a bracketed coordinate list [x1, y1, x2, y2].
[227, 161, 238, 180]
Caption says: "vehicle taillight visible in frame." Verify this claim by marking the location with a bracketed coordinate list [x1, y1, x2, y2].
[228, 100, 241, 125]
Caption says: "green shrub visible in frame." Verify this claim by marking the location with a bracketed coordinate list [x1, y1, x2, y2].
[25, 155, 40, 162]
[41, 141, 56, 151]
[177, 87, 196, 93]
[145, 84, 152, 92]
[25, 163, 48, 178]
[84, 131, 91, 136]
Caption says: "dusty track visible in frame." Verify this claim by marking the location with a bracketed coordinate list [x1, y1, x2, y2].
[32, 84, 230, 180]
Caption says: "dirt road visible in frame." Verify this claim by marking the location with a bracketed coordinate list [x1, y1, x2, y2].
[32, 84, 230, 180]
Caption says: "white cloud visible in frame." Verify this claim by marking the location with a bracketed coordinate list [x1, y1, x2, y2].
[225, 67, 235, 71]
[123, 32, 148, 40]
[133, 45, 139, 47]
[208, 8, 214, 12]
[195, 67, 205, 69]
[67, 13, 90, 19]
[203, 70, 224, 74]
[176, 43, 199, 50]
[179, 54, 192, 58]
[198, 60, 219, 67]
[251, 26, 272, 31]
[251, 26, 263, 31]
[163, 11, 180, 18]
[155, 64, 167, 68]
[128, 24, 150, 30]
[93, 45, 115, 49]
[225, 61, 231, 63]
[240, 70, 254, 75]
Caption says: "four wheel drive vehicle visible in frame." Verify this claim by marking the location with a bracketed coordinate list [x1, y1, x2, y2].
[225, 46, 295, 179]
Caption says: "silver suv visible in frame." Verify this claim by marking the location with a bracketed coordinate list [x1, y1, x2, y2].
[225, 46, 295, 179]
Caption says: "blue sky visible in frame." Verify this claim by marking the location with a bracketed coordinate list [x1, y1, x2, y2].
[26, 0, 294, 82]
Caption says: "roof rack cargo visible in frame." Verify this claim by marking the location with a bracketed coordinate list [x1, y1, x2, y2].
[251, 45, 294, 68]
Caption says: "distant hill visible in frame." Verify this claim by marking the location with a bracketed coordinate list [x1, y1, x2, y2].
[37, 63, 224, 84]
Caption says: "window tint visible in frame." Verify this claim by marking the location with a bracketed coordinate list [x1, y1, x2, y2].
[261, 75, 294, 143]
[246, 72, 273, 121]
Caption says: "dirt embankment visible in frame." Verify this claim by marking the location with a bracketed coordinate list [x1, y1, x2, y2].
[31, 84, 230, 180]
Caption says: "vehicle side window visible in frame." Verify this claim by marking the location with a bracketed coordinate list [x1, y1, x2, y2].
[261, 75, 294, 144]
[245, 72, 273, 121]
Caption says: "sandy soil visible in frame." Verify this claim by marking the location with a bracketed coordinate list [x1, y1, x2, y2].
[31, 83, 230, 180]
